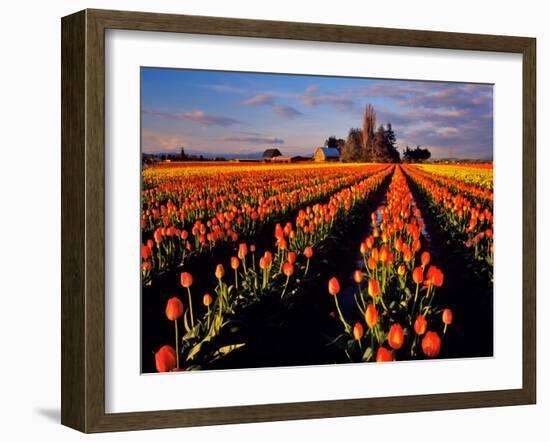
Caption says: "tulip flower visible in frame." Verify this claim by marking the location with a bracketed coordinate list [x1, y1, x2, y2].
[155, 345, 177, 373]
[414, 315, 427, 335]
[238, 243, 248, 272]
[354, 270, 363, 284]
[165, 297, 184, 368]
[388, 323, 404, 350]
[421, 251, 430, 267]
[180, 272, 195, 329]
[353, 322, 364, 341]
[230, 256, 240, 288]
[422, 331, 441, 358]
[442, 308, 453, 334]
[328, 277, 340, 296]
[365, 304, 378, 329]
[368, 278, 380, 298]
[304, 246, 313, 275]
[376, 346, 393, 362]
[397, 264, 406, 277]
[328, 277, 350, 332]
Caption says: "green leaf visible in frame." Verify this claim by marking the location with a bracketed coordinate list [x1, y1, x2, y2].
[362, 347, 374, 362]
[212, 343, 246, 361]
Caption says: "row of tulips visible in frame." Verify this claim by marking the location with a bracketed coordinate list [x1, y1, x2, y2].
[153, 167, 394, 371]
[327, 166, 452, 363]
[402, 165, 493, 268]
[142, 164, 384, 234]
[411, 164, 493, 204]
[141, 164, 389, 281]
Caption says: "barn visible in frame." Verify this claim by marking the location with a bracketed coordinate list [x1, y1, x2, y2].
[262, 148, 282, 161]
[314, 147, 340, 162]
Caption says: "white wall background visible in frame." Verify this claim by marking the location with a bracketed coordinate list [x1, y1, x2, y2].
[0, 0, 546, 439]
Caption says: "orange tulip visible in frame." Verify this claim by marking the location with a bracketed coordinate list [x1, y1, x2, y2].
[230, 256, 240, 270]
[180, 272, 193, 288]
[442, 308, 453, 325]
[304, 246, 313, 259]
[368, 278, 381, 298]
[155, 345, 177, 373]
[421, 251, 430, 267]
[397, 264, 406, 276]
[388, 323, 404, 349]
[328, 277, 340, 296]
[203, 293, 213, 306]
[287, 251, 297, 264]
[215, 264, 225, 279]
[283, 262, 294, 277]
[422, 331, 441, 358]
[412, 267, 424, 285]
[165, 297, 184, 321]
[238, 243, 248, 260]
[367, 257, 377, 270]
[426, 266, 444, 287]
[353, 270, 363, 284]
[376, 346, 393, 362]
[365, 304, 378, 329]
[259, 256, 269, 270]
[414, 315, 427, 335]
[353, 322, 364, 341]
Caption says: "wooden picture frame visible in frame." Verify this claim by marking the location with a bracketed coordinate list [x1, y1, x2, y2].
[61, 8, 536, 433]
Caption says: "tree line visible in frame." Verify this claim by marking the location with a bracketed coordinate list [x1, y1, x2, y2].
[324, 104, 431, 163]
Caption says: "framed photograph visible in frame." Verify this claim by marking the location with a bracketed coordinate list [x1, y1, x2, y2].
[61, 9, 536, 433]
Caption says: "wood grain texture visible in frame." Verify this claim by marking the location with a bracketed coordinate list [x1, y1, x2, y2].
[60, 8, 537, 433]
[61, 10, 86, 432]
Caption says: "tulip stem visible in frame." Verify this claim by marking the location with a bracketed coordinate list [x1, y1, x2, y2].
[305, 258, 310, 276]
[281, 275, 290, 299]
[234, 270, 238, 289]
[174, 320, 179, 369]
[335, 297, 351, 333]
[187, 287, 194, 329]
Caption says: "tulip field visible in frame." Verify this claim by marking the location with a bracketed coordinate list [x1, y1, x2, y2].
[141, 162, 494, 373]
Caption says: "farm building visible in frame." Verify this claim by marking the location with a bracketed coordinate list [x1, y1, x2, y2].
[314, 147, 340, 162]
[262, 148, 282, 161]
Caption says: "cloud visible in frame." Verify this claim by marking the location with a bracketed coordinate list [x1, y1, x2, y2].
[243, 93, 275, 105]
[300, 84, 354, 111]
[242, 93, 303, 118]
[143, 109, 244, 127]
[142, 130, 189, 153]
[201, 84, 247, 94]
[271, 104, 303, 118]
[224, 135, 284, 145]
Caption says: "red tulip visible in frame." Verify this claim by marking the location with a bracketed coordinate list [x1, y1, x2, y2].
[421, 251, 430, 267]
[155, 345, 177, 372]
[376, 347, 393, 362]
[426, 266, 444, 287]
[353, 322, 364, 341]
[328, 277, 340, 296]
[259, 256, 269, 270]
[442, 308, 453, 325]
[365, 304, 378, 329]
[414, 315, 427, 335]
[180, 272, 193, 288]
[388, 323, 404, 349]
[422, 331, 441, 358]
[165, 297, 184, 321]
[141, 244, 152, 260]
[412, 267, 424, 285]
[368, 279, 381, 298]
[304, 246, 313, 259]
[283, 262, 294, 277]
[287, 251, 297, 264]
[367, 257, 377, 270]
[238, 243, 248, 260]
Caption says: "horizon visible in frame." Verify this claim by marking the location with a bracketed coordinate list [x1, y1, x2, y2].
[141, 68, 493, 160]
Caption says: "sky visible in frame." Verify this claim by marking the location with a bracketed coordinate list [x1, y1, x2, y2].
[141, 68, 493, 159]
